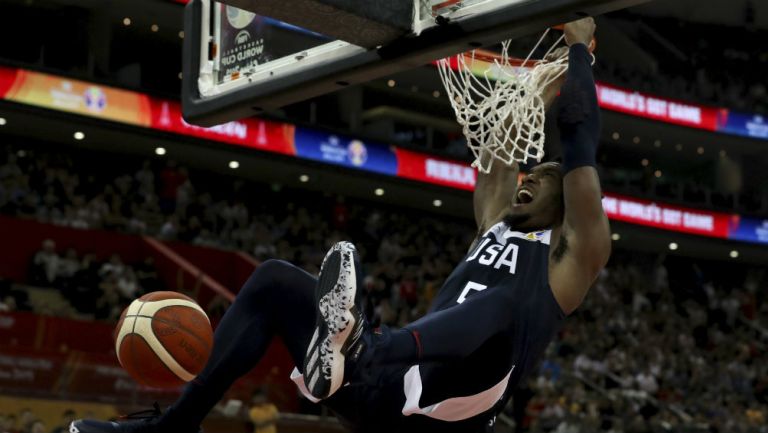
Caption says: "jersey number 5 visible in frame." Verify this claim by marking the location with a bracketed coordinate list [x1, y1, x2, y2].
[457, 281, 488, 304]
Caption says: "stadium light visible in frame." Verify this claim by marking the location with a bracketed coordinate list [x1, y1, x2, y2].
[299, 174, 309, 183]
[611, 132, 620, 140]
[433, 199, 442, 207]
[611, 233, 620, 241]
[374, 188, 385, 196]
[730, 250, 739, 259]
[387, 80, 396, 87]
[669, 242, 679, 251]
[228, 161, 240, 169]
[73, 131, 85, 140]
[654, 140, 662, 148]
[632, 136, 640, 144]
[155, 147, 166, 156]
[123, 17, 131, 26]
[0, 117, 6, 126]
[151, 24, 159, 32]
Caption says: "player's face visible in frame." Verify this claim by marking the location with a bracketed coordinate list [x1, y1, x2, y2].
[505, 162, 564, 231]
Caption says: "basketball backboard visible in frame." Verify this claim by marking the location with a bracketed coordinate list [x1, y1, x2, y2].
[182, 0, 651, 127]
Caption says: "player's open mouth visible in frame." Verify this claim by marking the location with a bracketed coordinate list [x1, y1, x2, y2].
[517, 188, 534, 205]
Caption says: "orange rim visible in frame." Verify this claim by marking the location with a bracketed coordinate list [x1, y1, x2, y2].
[466, 49, 546, 67]
[458, 25, 596, 68]
[431, 0, 462, 11]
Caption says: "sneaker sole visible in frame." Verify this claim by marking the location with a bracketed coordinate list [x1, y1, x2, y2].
[303, 241, 359, 400]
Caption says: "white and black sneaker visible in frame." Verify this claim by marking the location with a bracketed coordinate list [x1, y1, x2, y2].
[303, 241, 366, 400]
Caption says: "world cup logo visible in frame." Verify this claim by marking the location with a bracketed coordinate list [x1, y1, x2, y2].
[347, 140, 368, 166]
[84, 86, 107, 112]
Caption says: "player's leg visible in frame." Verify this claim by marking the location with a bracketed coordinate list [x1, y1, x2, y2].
[159, 259, 322, 431]
[71, 259, 323, 433]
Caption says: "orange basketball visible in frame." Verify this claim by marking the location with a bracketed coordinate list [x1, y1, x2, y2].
[115, 291, 213, 389]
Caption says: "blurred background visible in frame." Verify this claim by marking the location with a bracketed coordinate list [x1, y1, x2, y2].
[0, 1, 766, 432]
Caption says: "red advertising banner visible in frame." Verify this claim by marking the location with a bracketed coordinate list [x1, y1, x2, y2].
[149, 100, 296, 155]
[395, 148, 476, 191]
[595, 82, 724, 131]
[0, 65, 297, 156]
[0, 66, 152, 125]
[0, 312, 41, 348]
[0, 348, 66, 395]
[0, 312, 114, 353]
[601, 193, 733, 238]
[0, 66, 19, 98]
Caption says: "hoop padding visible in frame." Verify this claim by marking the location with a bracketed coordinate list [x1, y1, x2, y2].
[437, 30, 569, 173]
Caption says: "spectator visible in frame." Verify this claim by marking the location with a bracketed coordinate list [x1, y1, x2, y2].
[0, 154, 23, 179]
[116, 268, 140, 300]
[0, 296, 16, 313]
[158, 160, 186, 213]
[134, 160, 155, 199]
[57, 248, 80, 280]
[134, 257, 161, 293]
[30, 239, 59, 286]
[99, 254, 125, 279]
[95, 274, 122, 321]
[0, 414, 16, 433]
[24, 421, 44, 433]
[49, 409, 76, 433]
[16, 410, 33, 433]
[248, 388, 278, 433]
[159, 215, 179, 240]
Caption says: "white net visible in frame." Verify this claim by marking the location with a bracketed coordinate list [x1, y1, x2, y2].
[437, 30, 570, 173]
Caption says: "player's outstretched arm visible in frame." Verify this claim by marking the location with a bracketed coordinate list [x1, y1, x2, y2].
[474, 157, 519, 237]
[549, 18, 611, 315]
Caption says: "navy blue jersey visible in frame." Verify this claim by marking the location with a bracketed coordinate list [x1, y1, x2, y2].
[400, 221, 566, 429]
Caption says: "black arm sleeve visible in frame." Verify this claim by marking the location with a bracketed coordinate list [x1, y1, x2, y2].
[557, 43, 600, 174]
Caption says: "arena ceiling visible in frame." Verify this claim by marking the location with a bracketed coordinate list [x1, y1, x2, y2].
[632, 0, 766, 29]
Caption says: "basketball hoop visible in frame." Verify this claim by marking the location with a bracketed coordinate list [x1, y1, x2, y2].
[437, 27, 595, 173]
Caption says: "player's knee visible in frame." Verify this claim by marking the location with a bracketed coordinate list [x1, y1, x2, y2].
[257, 259, 293, 275]
[241, 259, 295, 296]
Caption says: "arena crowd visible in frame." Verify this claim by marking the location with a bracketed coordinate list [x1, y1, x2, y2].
[0, 143, 765, 433]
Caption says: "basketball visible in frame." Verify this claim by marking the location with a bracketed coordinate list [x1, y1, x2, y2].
[114, 292, 214, 389]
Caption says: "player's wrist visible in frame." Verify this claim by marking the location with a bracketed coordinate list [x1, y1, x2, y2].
[569, 43, 590, 54]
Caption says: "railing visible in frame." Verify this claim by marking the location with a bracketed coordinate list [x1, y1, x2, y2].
[0, 311, 299, 411]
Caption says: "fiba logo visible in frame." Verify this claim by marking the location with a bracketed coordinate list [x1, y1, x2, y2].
[84, 86, 106, 112]
[347, 140, 368, 166]
[226, 6, 256, 29]
[235, 30, 251, 45]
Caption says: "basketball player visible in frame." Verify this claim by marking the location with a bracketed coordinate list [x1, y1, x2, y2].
[71, 17, 609, 433]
